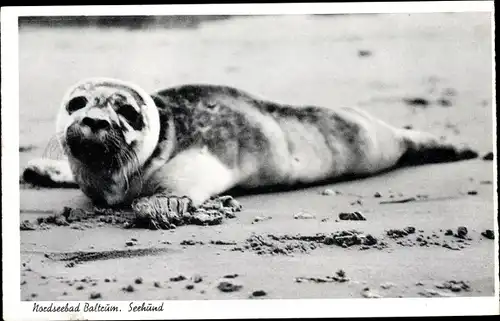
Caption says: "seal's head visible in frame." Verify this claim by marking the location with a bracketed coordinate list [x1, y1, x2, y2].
[56, 78, 160, 173]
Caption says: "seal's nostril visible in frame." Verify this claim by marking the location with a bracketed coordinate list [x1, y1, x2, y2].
[81, 117, 110, 131]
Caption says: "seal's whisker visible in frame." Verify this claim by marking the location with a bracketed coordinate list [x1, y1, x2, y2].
[117, 155, 130, 193]
[131, 151, 144, 191]
[121, 148, 143, 192]
[107, 133, 122, 151]
[42, 133, 65, 159]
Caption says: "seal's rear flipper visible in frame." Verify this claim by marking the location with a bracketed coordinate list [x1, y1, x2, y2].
[397, 129, 478, 166]
[22, 158, 78, 188]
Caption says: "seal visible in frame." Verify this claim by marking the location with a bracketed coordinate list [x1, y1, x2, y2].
[24, 77, 478, 210]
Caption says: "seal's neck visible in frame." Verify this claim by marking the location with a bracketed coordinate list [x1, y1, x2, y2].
[135, 99, 160, 168]
[139, 105, 177, 184]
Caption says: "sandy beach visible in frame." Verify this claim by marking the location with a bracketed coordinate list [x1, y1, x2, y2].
[18, 12, 496, 302]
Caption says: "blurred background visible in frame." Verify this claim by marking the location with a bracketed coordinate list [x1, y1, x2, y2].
[19, 13, 493, 170]
[19, 15, 235, 29]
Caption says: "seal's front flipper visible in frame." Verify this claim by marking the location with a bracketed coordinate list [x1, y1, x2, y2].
[131, 194, 194, 229]
[22, 158, 78, 188]
[397, 129, 478, 166]
[131, 193, 241, 229]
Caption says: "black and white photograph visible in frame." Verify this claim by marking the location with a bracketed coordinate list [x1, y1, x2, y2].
[2, 2, 498, 319]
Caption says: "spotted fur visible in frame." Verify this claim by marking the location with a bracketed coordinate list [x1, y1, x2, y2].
[44, 78, 477, 207]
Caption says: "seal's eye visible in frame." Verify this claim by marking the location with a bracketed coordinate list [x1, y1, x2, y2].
[67, 96, 88, 113]
[117, 104, 144, 130]
[117, 104, 138, 122]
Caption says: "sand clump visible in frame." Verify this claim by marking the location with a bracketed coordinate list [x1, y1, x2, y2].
[403, 97, 430, 107]
[361, 287, 383, 298]
[380, 282, 396, 290]
[252, 216, 272, 223]
[20, 207, 130, 231]
[169, 275, 187, 282]
[251, 290, 267, 297]
[21, 195, 242, 231]
[386, 227, 416, 238]
[481, 229, 494, 240]
[357, 49, 373, 57]
[192, 275, 203, 283]
[418, 289, 455, 297]
[456, 226, 468, 238]
[435, 280, 471, 292]
[237, 234, 319, 255]
[417, 280, 471, 297]
[217, 281, 243, 292]
[320, 189, 341, 196]
[210, 240, 237, 245]
[237, 230, 384, 255]
[324, 230, 380, 248]
[380, 226, 476, 249]
[442, 226, 472, 241]
[180, 240, 205, 246]
[482, 152, 494, 160]
[293, 212, 316, 220]
[223, 274, 239, 279]
[338, 211, 367, 221]
[231, 226, 478, 254]
[20, 220, 38, 230]
[122, 285, 135, 293]
[296, 270, 349, 284]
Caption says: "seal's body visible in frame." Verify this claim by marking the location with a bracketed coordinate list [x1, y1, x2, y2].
[26, 78, 477, 208]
